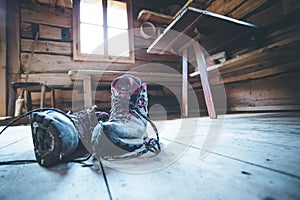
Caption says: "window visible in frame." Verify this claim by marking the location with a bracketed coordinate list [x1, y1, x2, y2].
[73, 0, 134, 63]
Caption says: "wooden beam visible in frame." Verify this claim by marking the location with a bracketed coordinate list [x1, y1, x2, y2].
[282, 0, 300, 15]
[21, 1, 72, 28]
[229, 105, 300, 112]
[39, 24, 68, 40]
[21, 39, 72, 55]
[246, 2, 283, 26]
[21, 23, 70, 41]
[206, 0, 246, 16]
[0, 0, 6, 116]
[229, 0, 268, 19]
[21, 73, 73, 87]
[7, 0, 21, 91]
[137, 10, 173, 24]
[134, 49, 180, 63]
[20, 53, 181, 73]
[205, 35, 300, 73]
[37, 0, 73, 8]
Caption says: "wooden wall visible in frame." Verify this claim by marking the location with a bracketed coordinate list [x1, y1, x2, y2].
[4, 0, 300, 117]
[0, 0, 6, 116]
[16, 0, 182, 115]
[189, 0, 300, 114]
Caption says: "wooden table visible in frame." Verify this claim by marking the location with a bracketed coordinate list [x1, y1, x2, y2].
[147, 7, 256, 118]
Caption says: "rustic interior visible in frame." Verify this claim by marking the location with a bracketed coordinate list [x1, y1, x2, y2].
[0, 0, 299, 199]
[1, 0, 299, 118]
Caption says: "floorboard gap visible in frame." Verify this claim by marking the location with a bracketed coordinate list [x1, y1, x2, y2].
[99, 160, 113, 200]
[163, 138, 300, 179]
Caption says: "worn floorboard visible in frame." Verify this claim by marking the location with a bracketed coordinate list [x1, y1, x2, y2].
[0, 112, 299, 200]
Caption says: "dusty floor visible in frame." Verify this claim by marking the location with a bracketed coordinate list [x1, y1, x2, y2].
[0, 112, 300, 200]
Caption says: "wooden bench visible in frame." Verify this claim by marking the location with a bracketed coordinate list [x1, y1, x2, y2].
[7, 82, 55, 116]
[68, 69, 181, 109]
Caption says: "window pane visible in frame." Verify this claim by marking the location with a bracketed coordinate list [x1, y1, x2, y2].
[80, 0, 103, 25]
[107, 0, 128, 29]
[80, 23, 104, 55]
[108, 28, 130, 56]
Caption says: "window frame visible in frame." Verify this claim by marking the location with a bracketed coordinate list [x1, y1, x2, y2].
[73, 0, 135, 63]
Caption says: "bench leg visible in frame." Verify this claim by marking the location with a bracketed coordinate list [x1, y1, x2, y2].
[51, 89, 55, 108]
[8, 84, 17, 116]
[26, 91, 32, 111]
[40, 84, 46, 108]
[83, 75, 92, 108]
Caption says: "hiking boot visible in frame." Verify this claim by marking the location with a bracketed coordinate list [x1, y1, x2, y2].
[91, 75, 149, 159]
[30, 110, 79, 167]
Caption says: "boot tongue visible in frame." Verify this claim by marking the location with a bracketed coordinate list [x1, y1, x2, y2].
[111, 75, 141, 100]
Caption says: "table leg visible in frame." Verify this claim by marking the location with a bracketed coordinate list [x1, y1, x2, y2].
[182, 48, 188, 117]
[193, 42, 217, 119]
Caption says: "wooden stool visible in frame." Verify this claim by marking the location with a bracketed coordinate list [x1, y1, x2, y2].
[8, 82, 55, 116]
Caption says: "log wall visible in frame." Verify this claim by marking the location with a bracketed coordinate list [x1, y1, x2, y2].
[18, 0, 182, 115]
[0, 0, 6, 116]
[190, 0, 300, 115]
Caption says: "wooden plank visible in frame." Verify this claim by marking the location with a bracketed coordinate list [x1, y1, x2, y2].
[137, 9, 173, 24]
[21, 73, 73, 87]
[21, 23, 67, 41]
[102, 114, 300, 199]
[189, 113, 300, 176]
[7, 0, 21, 104]
[192, 70, 300, 113]
[68, 70, 182, 84]
[39, 24, 65, 40]
[0, 0, 6, 116]
[21, 39, 72, 55]
[37, 0, 72, 8]
[229, 0, 268, 19]
[225, 71, 300, 112]
[192, 59, 299, 88]
[2, 113, 300, 199]
[230, 105, 300, 112]
[246, 2, 283, 26]
[206, 0, 246, 15]
[134, 49, 180, 63]
[282, 0, 300, 15]
[21, 0, 72, 28]
[20, 53, 181, 73]
[215, 60, 300, 85]
[190, 36, 300, 85]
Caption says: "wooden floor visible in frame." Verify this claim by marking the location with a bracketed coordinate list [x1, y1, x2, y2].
[0, 112, 300, 200]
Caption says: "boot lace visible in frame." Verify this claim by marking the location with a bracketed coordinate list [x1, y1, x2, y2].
[109, 95, 131, 121]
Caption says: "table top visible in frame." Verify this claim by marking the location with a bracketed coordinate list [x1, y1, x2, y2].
[147, 7, 257, 55]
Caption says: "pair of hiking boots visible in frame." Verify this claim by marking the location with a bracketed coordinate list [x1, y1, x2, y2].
[30, 75, 160, 167]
